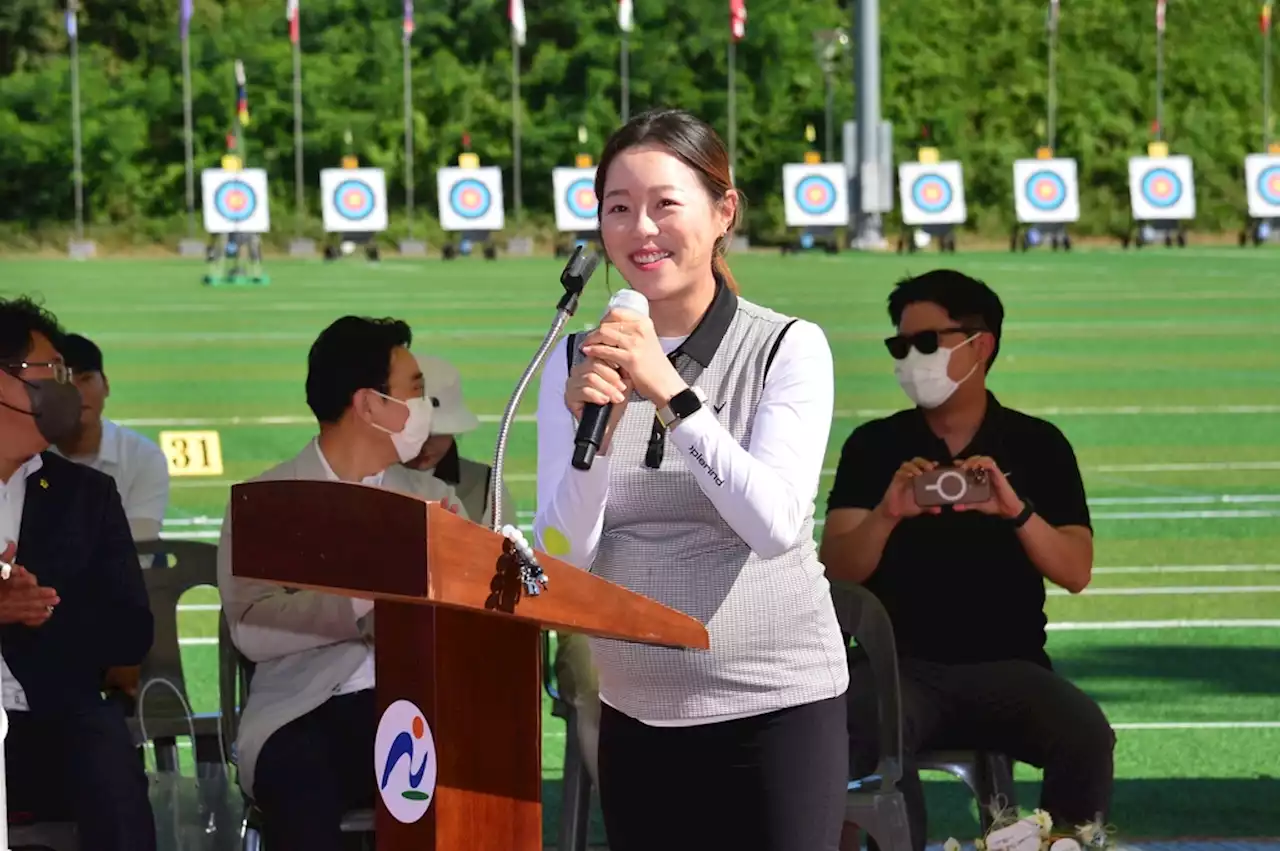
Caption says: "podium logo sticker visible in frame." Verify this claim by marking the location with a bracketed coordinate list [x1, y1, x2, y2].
[374, 700, 438, 823]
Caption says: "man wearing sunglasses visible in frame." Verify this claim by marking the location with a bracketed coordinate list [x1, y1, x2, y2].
[0, 296, 156, 850]
[820, 270, 1113, 849]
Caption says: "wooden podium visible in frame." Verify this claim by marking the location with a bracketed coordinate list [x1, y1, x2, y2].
[229, 479, 709, 850]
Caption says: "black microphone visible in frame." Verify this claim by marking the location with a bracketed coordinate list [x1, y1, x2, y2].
[572, 288, 650, 471]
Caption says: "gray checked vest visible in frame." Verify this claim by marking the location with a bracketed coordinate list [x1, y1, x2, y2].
[567, 286, 849, 722]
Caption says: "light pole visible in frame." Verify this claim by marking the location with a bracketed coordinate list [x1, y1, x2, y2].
[814, 28, 849, 163]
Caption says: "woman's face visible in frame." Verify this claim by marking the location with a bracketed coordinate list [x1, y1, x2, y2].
[599, 144, 735, 304]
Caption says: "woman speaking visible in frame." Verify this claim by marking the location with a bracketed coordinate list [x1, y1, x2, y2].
[533, 108, 849, 851]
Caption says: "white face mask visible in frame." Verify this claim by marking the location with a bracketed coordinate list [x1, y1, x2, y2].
[893, 333, 980, 409]
[370, 392, 435, 463]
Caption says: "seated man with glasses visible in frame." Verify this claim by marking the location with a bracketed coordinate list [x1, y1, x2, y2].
[819, 270, 1114, 849]
[0, 295, 156, 850]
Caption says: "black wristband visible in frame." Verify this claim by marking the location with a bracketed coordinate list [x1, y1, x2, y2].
[1010, 497, 1035, 529]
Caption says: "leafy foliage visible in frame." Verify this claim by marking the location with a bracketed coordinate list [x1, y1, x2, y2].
[0, 0, 1275, 245]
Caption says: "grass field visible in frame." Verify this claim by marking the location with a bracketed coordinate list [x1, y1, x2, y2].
[2, 247, 1278, 843]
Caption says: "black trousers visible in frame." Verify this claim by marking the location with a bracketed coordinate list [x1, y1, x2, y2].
[598, 694, 848, 851]
[6, 702, 156, 851]
[847, 653, 1115, 850]
[254, 689, 375, 851]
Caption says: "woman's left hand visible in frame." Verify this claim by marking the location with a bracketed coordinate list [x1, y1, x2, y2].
[580, 309, 689, 406]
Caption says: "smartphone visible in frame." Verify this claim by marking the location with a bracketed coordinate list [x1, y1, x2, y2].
[913, 466, 993, 507]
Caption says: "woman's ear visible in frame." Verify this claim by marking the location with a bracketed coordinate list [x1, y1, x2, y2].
[718, 189, 740, 233]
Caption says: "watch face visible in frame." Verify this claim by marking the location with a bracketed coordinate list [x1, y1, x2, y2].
[671, 389, 702, 417]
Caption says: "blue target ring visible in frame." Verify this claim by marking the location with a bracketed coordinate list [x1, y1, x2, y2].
[565, 178, 597, 219]
[333, 179, 376, 221]
[1024, 170, 1067, 212]
[214, 180, 257, 223]
[1140, 167, 1183, 208]
[449, 178, 492, 219]
[910, 174, 953, 215]
[1256, 165, 1280, 207]
[794, 175, 837, 216]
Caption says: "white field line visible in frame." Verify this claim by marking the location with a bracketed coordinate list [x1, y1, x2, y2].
[1047, 585, 1280, 596]
[1092, 564, 1280, 575]
[1045, 619, 1280, 630]
[115, 405, 1280, 430]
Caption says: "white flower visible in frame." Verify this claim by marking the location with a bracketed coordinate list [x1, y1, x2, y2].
[1032, 809, 1054, 837]
[944, 838, 962, 851]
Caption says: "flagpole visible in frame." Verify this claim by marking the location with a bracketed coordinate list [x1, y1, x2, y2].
[403, 32, 414, 237]
[1048, 2, 1058, 151]
[292, 29, 304, 236]
[1265, 4, 1273, 151]
[727, 39, 736, 179]
[69, 1, 85, 245]
[512, 33, 522, 224]
[621, 33, 631, 123]
[182, 23, 195, 239]
[1155, 2, 1164, 142]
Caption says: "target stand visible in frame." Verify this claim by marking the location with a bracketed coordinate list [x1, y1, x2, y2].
[320, 168, 388, 263]
[895, 157, 966, 254]
[1010, 155, 1079, 253]
[437, 164, 504, 260]
[551, 166, 602, 257]
[1122, 153, 1194, 249]
[1238, 153, 1280, 246]
[779, 163, 848, 255]
[200, 168, 271, 286]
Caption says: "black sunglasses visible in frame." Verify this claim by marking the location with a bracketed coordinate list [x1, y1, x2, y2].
[883, 327, 981, 360]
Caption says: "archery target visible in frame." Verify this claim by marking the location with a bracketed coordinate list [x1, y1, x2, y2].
[552, 166, 599, 231]
[1128, 155, 1195, 221]
[781, 163, 849, 227]
[320, 168, 388, 233]
[898, 160, 966, 226]
[437, 166, 505, 231]
[1244, 153, 1280, 218]
[1012, 158, 1080, 224]
[201, 168, 270, 234]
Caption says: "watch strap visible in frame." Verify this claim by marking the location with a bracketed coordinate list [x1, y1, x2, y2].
[1010, 497, 1035, 528]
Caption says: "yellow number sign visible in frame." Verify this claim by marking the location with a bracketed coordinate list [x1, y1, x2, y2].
[159, 430, 225, 476]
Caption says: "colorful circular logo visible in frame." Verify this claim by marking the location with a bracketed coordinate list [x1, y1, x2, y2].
[794, 174, 838, 216]
[1024, 170, 1067, 212]
[910, 174, 953, 215]
[1141, 167, 1183, 208]
[449, 178, 492, 219]
[374, 700, 437, 824]
[564, 178, 597, 220]
[333, 179, 376, 221]
[213, 180, 256, 223]
[1256, 165, 1280, 207]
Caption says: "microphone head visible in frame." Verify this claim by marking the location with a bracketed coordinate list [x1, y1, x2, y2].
[604, 288, 650, 319]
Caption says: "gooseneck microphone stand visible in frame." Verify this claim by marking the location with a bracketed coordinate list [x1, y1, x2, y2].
[489, 245, 601, 539]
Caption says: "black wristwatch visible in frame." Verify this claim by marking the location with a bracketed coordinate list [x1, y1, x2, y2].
[656, 386, 706, 430]
[1010, 497, 1036, 529]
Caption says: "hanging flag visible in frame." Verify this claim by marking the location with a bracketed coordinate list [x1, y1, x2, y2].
[1263, 1, 1273, 34]
[509, 0, 526, 46]
[618, 0, 633, 32]
[1047, 0, 1059, 32]
[66, 1, 78, 39]
[1155, 0, 1166, 33]
[179, 0, 193, 40]
[286, 0, 299, 44]
[730, 0, 746, 42]
[235, 59, 250, 127]
[403, 0, 414, 38]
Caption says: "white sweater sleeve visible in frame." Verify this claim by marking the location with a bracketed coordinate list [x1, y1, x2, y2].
[531, 336, 611, 569]
[666, 319, 834, 559]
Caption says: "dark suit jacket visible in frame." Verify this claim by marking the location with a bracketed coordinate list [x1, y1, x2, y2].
[1, 451, 154, 714]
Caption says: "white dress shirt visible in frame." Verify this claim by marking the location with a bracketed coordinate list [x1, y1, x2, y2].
[1, 454, 46, 711]
[56, 419, 170, 541]
[314, 440, 382, 696]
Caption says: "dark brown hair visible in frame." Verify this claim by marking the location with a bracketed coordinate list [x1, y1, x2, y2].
[595, 108, 743, 293]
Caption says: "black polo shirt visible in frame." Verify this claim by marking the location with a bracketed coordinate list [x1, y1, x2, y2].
[826, 391, 1091, 669]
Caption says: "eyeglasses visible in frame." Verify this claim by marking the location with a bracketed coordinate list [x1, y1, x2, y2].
[883, 327, 980, 360]
[2, 361, 72, 384]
